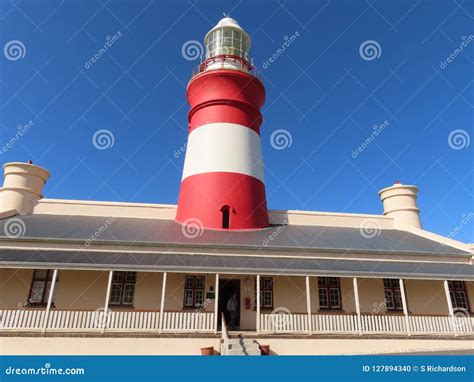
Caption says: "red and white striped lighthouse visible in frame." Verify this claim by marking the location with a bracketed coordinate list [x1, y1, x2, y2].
[176, 17, 269, 230]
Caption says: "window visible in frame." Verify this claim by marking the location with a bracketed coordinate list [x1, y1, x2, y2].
[109, 271, 136, 306]
[318, 277, 341, 310]
[221, 206, 230, 229]
[28, 269, 57, 305]
[184, 276, 205, 307]
[448, 280, 470, 311]
[255, 277, 273, 309]
[383, 279, 403, 311]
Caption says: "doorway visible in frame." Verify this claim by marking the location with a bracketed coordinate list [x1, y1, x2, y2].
[218, 279, 240, 330]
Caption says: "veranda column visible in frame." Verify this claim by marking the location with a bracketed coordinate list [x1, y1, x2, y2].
[102, 270, 113, 333]
[305, 276, 312, 334]
[42, 269, 58, 333]
[256, 275, 261, 333]
[214, 273, 220, 333]
[399, 279, 410, 336]
[353, 277, 362, 335]
[443, 280, 457, 336]
[159, 272, 167, 333]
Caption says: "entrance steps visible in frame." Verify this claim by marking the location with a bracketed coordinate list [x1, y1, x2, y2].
[221, 338, 261, 356]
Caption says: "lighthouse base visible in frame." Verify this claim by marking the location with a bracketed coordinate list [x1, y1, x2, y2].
[176, 172, 269, 230]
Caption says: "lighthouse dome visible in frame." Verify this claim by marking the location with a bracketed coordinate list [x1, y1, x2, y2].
[216, 17, 241, 28]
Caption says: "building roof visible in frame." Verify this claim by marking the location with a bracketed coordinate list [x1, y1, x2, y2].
[1, 248, 473, 280]
[0, 214, 469, 256]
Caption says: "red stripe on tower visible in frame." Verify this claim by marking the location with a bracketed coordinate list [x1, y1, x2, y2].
[176, 17, 269, 230]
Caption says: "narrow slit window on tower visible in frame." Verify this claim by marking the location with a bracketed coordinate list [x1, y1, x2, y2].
[221, 206, 230, 229]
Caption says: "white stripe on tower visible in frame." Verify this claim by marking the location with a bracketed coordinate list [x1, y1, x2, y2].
[182, 123, 264, 182]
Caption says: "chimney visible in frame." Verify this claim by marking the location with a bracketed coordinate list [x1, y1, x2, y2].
[378, 182, 421, 229]
[0, 162, 50, 216]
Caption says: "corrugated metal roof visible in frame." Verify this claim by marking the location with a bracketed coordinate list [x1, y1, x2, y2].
[0, 214, 469, 256]
[0, 248, 473, 280]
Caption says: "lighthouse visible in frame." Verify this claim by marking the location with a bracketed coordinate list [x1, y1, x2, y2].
[176, 17, 269, 230]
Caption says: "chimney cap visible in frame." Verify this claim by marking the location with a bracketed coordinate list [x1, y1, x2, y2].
[3, 161, 51, 180]
[378, 183, 418, 197]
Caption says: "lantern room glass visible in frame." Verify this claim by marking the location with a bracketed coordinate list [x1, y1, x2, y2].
[205, 28, 250, 61]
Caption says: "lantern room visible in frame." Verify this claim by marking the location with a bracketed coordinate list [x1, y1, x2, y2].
[201, 17, 253, 73]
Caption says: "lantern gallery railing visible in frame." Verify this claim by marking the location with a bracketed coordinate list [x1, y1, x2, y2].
[259, 313, 474, 336]
[191, 54, 259, 78]
[0, 309, 214, 333]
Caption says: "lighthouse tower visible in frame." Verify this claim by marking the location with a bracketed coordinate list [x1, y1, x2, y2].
[176, 17, 269, 230]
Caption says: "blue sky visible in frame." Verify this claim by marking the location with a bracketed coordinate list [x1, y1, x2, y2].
[0, 0, 472, 242]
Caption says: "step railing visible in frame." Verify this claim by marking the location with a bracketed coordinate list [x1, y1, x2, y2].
[221, 313, 229, 355]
